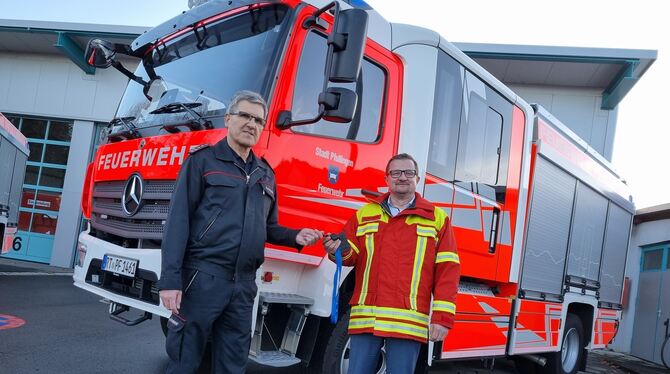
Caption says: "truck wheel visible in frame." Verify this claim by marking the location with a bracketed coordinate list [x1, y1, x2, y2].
[301, 320, 335, 374]
[542, 314, 584, 374]
[321, 310, 387, 374]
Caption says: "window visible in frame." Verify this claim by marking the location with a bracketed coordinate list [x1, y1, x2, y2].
[427, 52, 464, 181]
[443, 70, 513, 202]
[643, 249, 664, 271]
[28, 143, 43, 162]
[291, 31, 385, 142]
[456, 72, 505, 186]
[43, 144, 70, 165]
[9, 115, 73, 237]
[47, 121, 73, 142]
[21, 118, 47, 139]
[24, 165, 39, 185]
[115, 4, 292, 133]
[6, 116, 20, 127]
[640, 244, 670, 272]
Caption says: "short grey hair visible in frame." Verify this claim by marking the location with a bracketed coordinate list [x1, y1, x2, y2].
[386, 153, 419, 174]
[226, 90, 267, 118]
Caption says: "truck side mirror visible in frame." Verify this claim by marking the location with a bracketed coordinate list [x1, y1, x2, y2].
[85, 38, 150, 91]
[277, 3, 367, 129]
[319, 87, 358, 123]
[85, 39, 117, 68]
[328, 8, 368, 83]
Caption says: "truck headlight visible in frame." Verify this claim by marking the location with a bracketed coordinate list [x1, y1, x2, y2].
[76, 242, 87, 267]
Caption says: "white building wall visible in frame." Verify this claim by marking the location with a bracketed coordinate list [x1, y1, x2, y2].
[0, 53, 136, 122]
[508, 84, 618, 160]
[608, 218, 670, 353]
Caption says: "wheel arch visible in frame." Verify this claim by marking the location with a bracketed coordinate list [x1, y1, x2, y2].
[566, 302, 594, 346]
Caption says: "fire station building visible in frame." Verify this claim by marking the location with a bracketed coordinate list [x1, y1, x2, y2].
[0, 18, 666, 364]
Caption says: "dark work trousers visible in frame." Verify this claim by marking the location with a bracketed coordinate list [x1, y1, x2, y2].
[165, 270, 258, 374]
[348, 333, 421, 374]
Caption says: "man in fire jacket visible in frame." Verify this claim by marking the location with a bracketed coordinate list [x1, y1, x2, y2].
[323, 153, 460, 374]
[159, 90, 323, 373]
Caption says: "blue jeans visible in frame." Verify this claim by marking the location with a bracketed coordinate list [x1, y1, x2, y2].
[348, 333, 422, 374]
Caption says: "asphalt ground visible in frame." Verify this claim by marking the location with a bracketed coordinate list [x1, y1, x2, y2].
[0, 273, 499, 374]
[0, 271, 294, 374]
[1, 258, 667, 374]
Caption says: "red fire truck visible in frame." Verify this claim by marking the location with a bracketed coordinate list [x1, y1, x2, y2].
[72, 1, 633, 373]
[0, 113, 29, 255]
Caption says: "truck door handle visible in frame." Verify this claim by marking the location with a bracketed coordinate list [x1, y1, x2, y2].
[488, 208, 500, 254]
[664, 318, 669, 338]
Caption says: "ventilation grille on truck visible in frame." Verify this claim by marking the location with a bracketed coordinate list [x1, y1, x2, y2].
[90, 180, 174, 242]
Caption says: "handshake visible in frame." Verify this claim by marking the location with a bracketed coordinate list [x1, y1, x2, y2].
[295, 229, 347, 255]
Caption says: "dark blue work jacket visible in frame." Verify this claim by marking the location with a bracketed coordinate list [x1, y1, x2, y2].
[159, 138, 300, 290]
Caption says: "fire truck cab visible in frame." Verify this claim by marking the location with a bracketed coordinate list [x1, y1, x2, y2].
[72, 1, 633, 373]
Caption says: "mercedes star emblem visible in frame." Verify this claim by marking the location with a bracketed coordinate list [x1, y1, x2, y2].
[122, 174, 143, 216]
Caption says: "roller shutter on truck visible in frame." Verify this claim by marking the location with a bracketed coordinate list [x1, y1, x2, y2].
[520, 156, 576, 299]
[598, 204, 632, 307]
[567, 182, 609, 286]
[520, 154, 633, 305]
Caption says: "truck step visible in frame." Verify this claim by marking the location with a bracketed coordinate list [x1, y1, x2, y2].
[248, 350, 301, 367]
[259, 292, 313, 305]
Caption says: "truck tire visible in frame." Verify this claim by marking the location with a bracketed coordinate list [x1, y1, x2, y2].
[301, 319, 336, 374]
[541, 313, 584, 374]
[321, 310, 386, 374]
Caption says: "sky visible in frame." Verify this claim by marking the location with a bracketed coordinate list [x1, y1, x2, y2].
[1, 0, 668, 209]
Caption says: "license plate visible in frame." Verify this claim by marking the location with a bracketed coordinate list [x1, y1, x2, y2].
[102, 254, 138, 278]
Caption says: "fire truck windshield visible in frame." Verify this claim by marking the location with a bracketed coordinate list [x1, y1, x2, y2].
[112, 4, 291, 135]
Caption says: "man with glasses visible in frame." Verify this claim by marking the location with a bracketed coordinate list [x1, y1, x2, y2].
[159, 90, 323, 373]
[323, 153, 460, 374]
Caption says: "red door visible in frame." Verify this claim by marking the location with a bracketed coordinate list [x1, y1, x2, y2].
[262, 6, 402, 264]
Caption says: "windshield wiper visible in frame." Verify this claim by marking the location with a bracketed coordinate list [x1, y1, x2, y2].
[107, 117, 140, 141]
[150, 102, 212, 132]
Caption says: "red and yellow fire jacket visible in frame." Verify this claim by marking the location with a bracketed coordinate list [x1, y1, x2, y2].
[330, 192, 460, 343]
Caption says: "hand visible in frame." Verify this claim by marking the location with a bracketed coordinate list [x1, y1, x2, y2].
[323, 234, 342, 255]
[296, 229, 324, 246]
[160, 289, 183, 314]
[429, 324, 449, 342]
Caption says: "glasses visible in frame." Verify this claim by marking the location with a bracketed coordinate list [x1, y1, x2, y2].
[230, 111, 266, 127]
[388, 169, 417, 178]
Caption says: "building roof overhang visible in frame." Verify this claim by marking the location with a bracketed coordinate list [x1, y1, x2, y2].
[456, 42, 657, 110]
[634, 203, 670, 225]
[0, 19, 146, 74]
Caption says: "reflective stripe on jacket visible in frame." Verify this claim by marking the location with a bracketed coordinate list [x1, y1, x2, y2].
[330, 192, 460, 343]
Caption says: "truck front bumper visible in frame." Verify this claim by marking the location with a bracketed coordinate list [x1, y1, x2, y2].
[72, 231, 170, 318]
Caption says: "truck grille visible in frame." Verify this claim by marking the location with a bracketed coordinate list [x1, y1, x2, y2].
[91, 180, 174, 241]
